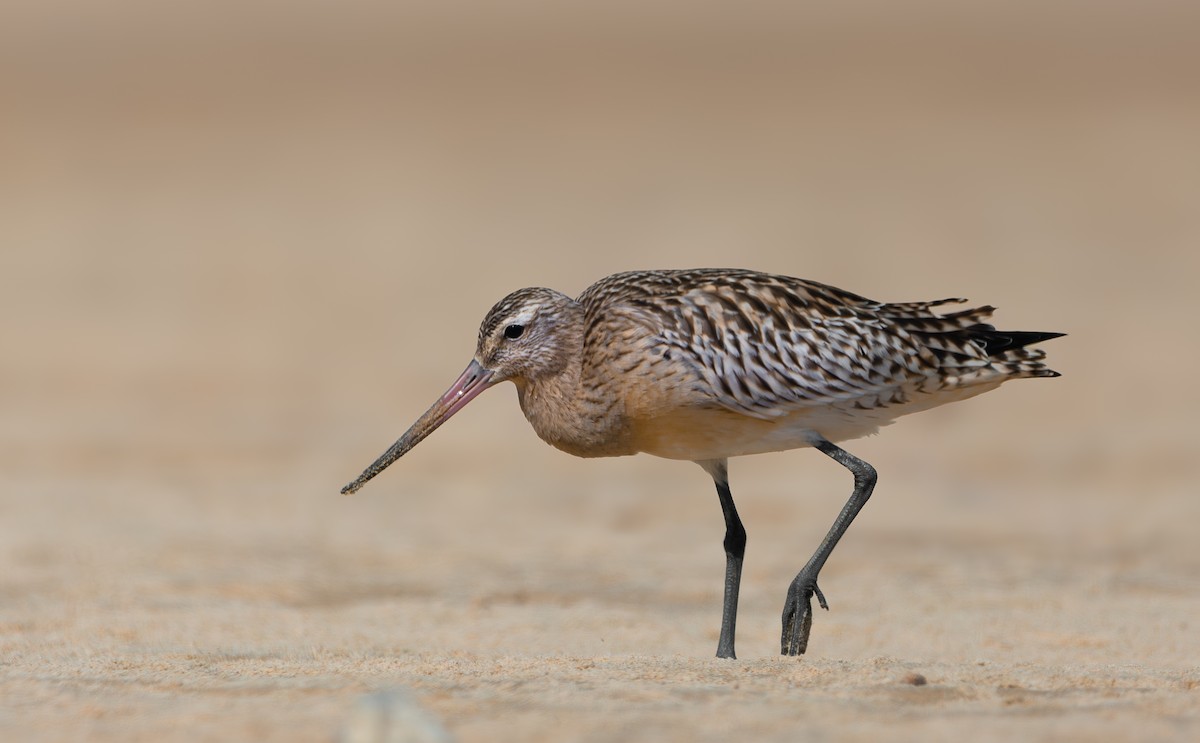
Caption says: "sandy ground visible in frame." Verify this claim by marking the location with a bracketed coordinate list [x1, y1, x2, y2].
[2, 2, 1199, 740]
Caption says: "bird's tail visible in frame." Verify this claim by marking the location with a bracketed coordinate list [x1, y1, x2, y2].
[883, 300, 1064, 380]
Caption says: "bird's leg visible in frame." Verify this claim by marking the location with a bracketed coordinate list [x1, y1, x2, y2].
[781, 438, 877, 656]
[702, 459, 745, 659]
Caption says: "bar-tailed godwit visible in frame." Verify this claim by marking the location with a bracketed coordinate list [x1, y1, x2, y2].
[342, 269, 1062, 658]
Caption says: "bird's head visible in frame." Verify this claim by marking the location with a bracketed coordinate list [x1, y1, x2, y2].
[474, 287, 579, 386]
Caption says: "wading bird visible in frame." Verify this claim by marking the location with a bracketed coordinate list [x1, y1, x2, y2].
[342, 269, 1062, 658]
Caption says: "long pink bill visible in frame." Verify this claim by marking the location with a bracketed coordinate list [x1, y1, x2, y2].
[341, 359, 496, 495]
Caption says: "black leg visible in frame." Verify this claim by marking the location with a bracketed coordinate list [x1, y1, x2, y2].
[781, 437, 877, 656]
[702, 459, 746, 659]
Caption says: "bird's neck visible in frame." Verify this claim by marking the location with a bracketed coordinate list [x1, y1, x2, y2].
[514, 326, 632, 458]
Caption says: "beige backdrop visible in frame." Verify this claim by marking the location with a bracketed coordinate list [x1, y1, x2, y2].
[2, 1, 1198, 741]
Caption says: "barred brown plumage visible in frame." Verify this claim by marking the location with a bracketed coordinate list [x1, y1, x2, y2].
[341, 268, 1063, 658]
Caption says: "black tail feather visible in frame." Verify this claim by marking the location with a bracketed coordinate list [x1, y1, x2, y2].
[966, 326, 1066, 356]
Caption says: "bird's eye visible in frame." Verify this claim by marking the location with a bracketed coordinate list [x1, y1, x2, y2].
[504, 324, 525, 340]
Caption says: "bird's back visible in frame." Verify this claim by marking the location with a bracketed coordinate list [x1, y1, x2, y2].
[576, 269, 1060, 459]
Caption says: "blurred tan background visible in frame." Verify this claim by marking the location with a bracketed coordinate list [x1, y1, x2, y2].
[2, 2, 1198, 741]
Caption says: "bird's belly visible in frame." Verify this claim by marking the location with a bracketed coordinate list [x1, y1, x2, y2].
[630, 382, 1005, 461]
[627, 407, 843, 461]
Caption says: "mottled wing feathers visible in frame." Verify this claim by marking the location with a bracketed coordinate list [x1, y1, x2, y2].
[577, 269, 1060, 420]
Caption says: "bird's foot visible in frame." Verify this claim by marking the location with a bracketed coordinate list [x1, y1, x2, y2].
[781, 572, 827, 656]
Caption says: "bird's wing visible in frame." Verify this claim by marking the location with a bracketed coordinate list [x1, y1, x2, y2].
[579, 269, 1003, 420]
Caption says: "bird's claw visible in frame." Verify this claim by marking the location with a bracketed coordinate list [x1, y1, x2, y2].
[781, 574, 827, 656]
